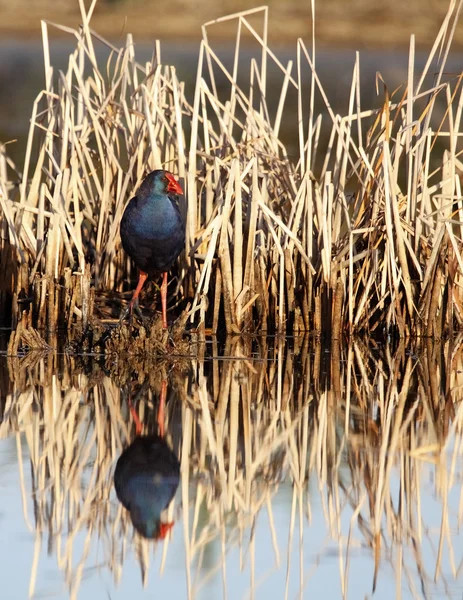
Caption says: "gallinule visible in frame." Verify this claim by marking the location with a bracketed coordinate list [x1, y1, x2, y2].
[120, 169, 185, 328]
[114, 434, 180, 539]
[114, 381, 180, 540]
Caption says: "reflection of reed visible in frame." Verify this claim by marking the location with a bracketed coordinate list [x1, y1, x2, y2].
[2, 336, 463, 597]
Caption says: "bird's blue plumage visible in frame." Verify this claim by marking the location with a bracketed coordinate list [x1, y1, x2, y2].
[120, 169, 185, 275]
[114, 435, 180, 539]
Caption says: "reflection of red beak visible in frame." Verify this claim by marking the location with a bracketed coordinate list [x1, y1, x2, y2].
[158, 521, 175, 540]
[166, 173, 183, 195]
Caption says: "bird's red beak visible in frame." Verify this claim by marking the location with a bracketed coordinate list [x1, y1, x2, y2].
[165, 173, 183, 195]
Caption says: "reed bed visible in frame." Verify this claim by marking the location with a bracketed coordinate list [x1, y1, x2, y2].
[1, 336, 463, 597]
[1, 0, 463, 336]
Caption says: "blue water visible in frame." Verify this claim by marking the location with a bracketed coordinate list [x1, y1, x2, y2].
[1, 349, 462, 600]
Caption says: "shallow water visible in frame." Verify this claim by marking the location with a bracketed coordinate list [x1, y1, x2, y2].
[1, 37, 463, 168]
[1, 336, 463, 599]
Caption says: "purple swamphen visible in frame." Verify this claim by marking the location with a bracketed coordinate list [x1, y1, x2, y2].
[114, 434, 180, 540]
[120, 169, 185, 328]
[114, 381, 180, 540]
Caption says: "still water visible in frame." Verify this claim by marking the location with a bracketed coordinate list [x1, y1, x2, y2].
[1, 335, 463, 599]
[2, 37, 463, 169]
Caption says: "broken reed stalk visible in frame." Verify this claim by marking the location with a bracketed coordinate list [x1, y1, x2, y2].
[2, 335, 463, 596]
[1, 1, 463, 337]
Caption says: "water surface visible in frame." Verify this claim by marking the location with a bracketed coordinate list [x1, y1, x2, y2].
[1, 336, 462, 599]
[1, 38, 462, 168]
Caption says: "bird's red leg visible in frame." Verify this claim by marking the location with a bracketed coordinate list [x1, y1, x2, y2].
[128, 396, 143, 436]
[129, 270, 148, 313]
[160, 271, 168, 329]
[157, 379, 167, 438]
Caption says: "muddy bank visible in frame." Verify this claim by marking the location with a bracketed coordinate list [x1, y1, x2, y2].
[7, 307, 194, 358]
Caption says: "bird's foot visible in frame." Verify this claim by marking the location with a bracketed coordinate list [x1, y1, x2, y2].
[167, 332, 177, 349]
[133, 303, 146, 322]
[118, 304, 131, 324]
[119, 300, 146, 326]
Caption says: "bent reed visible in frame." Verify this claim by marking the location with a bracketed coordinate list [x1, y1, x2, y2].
[1, 0, 463, 338]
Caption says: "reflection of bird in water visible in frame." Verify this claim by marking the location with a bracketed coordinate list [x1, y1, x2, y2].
[114, 435, 180, 539]
[114, 381, 180, 540]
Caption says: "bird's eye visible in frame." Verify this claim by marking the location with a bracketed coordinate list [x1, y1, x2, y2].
[162, 176, 168, 183]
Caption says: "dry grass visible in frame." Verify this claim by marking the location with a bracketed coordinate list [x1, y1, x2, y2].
[1, 336, 463, 597]
[1, 0, 463, 337]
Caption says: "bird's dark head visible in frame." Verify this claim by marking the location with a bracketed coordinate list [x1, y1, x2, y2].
[132, 518, 175, 540]
[140, 169, 183, 197]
